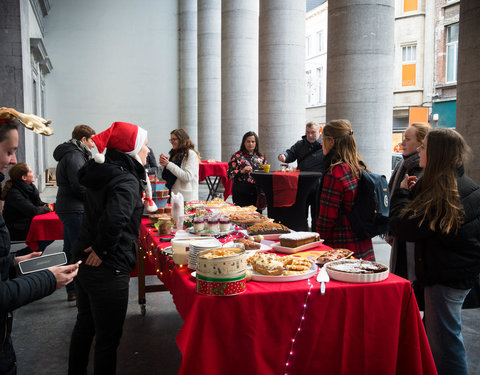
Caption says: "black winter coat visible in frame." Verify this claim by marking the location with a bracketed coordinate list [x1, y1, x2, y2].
[389, 167, 480, 290]
[53, 141, 91, 213]
[281, 136, 324, 172]
[2, 180, 49, 240]
[0, 174, 56, 374]
[73, 149, 146, 273]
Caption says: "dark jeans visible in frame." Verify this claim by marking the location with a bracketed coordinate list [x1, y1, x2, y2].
[57, 212, 83, 294]
[68, 265, 130, 375]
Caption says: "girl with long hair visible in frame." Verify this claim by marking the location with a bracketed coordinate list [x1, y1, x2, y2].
[227, 131, 266, 207]
[388, 122, 431, 280]
[316, 119, 375, 260]
[160, 129, 200, 202]
[390, 128, 480, 375]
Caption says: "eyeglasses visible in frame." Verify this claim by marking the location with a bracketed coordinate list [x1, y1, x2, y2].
[169, 138, 178, 143]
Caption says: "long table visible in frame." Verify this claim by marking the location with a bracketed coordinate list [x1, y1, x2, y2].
[139, 219, 437, 375]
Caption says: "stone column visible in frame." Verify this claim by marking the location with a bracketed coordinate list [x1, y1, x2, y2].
[221, 0, 258, 162]
[327, 0, 394, 177]
[197, 0, 221, 161]
[179, 0, 198, 145]
[456, 0, 480, 183]
[258, 0, 306, 169]
[0, 0, 26, 161]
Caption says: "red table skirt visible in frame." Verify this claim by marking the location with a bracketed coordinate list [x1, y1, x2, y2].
[25, 211, 64, 251]
[199, 161, 232, 200]
[139, 220, 437, 375]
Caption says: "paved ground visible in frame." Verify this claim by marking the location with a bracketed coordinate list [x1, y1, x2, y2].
[9, 184, 480, 374]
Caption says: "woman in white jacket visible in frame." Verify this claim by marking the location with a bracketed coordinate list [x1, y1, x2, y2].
[160, 129, 200, 202]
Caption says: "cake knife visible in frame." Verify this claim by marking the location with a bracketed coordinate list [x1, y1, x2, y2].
[316, 266, 330, 295]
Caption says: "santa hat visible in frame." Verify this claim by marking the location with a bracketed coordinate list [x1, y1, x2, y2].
[92, 121, 148, 164]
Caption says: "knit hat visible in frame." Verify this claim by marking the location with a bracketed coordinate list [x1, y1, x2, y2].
[92, 121, 148, 164]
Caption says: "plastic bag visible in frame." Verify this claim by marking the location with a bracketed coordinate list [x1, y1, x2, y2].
[171, 192, 185, 230]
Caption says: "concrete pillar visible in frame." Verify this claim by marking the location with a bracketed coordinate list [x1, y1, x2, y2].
[221, 0, 258, 162]
[456, 0, 480, 184]
[179, 0, 198, 145]
[0, 0, 26, 161]
[327, 0, 394, 177]
[258, 0, 306, 170]
[197, 0, 221, 161]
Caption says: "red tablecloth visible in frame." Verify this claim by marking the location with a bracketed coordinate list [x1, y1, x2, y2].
[139, 220, 437, 375]
[25, 211, 63, 251]
[272, 170, 300, 207]
[199, 161, 232, 200]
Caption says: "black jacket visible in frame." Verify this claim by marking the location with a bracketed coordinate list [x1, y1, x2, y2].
[73, 149, 146, 273]
[0, 174, 56, 373]
[389, 167, 480, 290]
[281, 136, 324, 172]
[145, 147, 159, 176]
[53, 141, 91, 213]
[2, 180, 50, 240]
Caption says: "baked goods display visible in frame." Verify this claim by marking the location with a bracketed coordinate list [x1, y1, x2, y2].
[234, 238, 261, 250]
[278, 232, 319, 248]
[247, 253, 314, 276]
[199, 248, 241, 259]
[316, 248, 354, 265]
[247, 222, 290, 235]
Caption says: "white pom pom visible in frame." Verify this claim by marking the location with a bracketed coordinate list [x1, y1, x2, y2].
[94, 153, 105, 163]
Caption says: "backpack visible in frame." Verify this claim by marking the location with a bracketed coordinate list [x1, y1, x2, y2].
[346, 171, 390, 239]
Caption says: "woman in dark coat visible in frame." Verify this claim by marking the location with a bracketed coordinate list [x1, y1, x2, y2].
[316, 119, 375, 261]
[0, 111, 77, 375]
[388, 122, 430, 280]
[227, 131, 266, 208]
[390, 128, 480, 375]
[68, 121, 150, 375]
[1, 162, 52, 254]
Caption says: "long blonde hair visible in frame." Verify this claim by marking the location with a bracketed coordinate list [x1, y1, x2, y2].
[402, 128, 471, 234]
[323, 119, 368, 178]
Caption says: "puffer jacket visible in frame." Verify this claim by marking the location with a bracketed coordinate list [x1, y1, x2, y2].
[72, 149, 146, 273]
[281, 136, 324, 172]
[53, 141, 91, 213]
[0, 173, 56, 374]
[2, 180, 49, 240]
[389, 166, 480, 289]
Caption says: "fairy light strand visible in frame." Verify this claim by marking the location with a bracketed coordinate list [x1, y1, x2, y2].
[283, 279, 314, 375]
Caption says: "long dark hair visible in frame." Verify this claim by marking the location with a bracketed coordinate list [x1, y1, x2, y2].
[239, 131, 262, 156]
[323, 119, 367, 178]
[1, 162, 29, 200]
[169, 129, 200, 162]
[402, 128, 471, 234]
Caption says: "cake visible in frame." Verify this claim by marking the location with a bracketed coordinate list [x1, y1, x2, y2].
[247, 253, 314, 276]
[326, 259, 388, 274]
[278, 232, 319, 248]
[247, 222, 290, 235]
[193, 216, 204, 232]
[316, 249, 353, 266]
[234, 238, 261, 250]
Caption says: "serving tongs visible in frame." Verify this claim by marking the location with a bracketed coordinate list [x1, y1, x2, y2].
[316, 266, 330, 295]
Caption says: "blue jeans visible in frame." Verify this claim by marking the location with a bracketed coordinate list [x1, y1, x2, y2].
[424, 284, 471, 375]
[57, 212, 84, 294]
[68, 265, 130, 375]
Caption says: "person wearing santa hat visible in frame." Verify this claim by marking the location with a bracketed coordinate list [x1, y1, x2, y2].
[68, 121, 150, 375]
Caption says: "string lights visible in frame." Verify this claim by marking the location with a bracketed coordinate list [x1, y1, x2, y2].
[283, 279, 314, 375]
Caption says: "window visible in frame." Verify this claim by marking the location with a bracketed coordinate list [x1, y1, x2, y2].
[317, 30, 323, 53]
[404, 0, 418, 12]
[306, 70, 314, 106]
[306, 36, 311, 57]
[401, 45, 416, 87]
[446, 23, 459, 83]
[316, 67, 323, 104]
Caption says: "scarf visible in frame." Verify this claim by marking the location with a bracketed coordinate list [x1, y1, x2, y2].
[162, 152, 185, 190]
[389, 153, 420, 196]
[67, 138, 92, 159]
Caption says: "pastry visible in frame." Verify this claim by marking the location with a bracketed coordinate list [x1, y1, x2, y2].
[247, 222, 290, 235]
[316, 249, 353, 265]
[326, 259, 388, 274]
[234, 238, 261, 250]
[278, 232, 319, 248]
